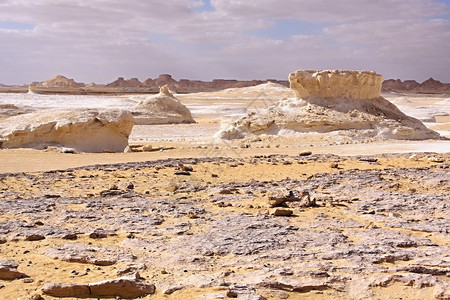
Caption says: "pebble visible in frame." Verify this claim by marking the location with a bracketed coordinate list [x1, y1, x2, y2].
[299, 150, 312, 156]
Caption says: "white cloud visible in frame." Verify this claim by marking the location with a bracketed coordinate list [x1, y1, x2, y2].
[0, 0, 449, 84]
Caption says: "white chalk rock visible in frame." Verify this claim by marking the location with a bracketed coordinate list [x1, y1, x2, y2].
[216, 70, 440, 141]
[0, 109, 135, 152]
[132, 85, 195, 125]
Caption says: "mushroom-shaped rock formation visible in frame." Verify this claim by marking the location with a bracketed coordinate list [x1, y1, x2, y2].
[215, 70, 441, 141]
[0, 109, 135, 152]
[132, 85, 195, 125]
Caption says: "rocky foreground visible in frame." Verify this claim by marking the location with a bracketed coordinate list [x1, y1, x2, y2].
[0, 153, 449, 299]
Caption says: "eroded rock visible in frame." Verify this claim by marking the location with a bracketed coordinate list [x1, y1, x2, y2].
[42, 273, 155, 298]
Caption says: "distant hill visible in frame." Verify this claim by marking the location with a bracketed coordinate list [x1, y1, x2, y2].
[39, 75, 85, 88]
[1, 74, 449, 94]
[382, 78, 450, 94]
[105, 74, 289, 93]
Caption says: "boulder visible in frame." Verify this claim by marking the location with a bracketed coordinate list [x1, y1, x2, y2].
[132, 85, 195, 124]
[42, 273, 155, 298]
[216, 70, 441, 141]
[0, 109, 135, 152]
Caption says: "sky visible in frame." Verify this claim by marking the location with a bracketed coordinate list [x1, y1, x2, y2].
[0, 0, 449, 85]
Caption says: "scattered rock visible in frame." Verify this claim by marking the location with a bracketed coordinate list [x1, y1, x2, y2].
[269, 191, 316, 208]
[25, 234, 45, 241]
[299, 151, 312, 156]
[29, 294, 44, 300]
[270, 208, 293, 216]
[163, 285, 184, 295]
[142, 144, 153, 151]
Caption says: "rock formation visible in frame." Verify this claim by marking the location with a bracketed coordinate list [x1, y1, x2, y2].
[216, 70, 441, 140]
[0, 109, 134, 152]
[132, 85, 195, 125]
[39, 75, 85, 88]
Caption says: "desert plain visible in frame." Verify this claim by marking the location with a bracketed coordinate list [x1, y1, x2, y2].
[0, 71, 449, 300]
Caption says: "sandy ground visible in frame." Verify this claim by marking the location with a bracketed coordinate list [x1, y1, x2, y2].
[1, 152, 449, 299]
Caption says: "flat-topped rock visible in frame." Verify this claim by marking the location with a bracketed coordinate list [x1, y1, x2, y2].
[216, 70, 441, 141]
[289, 70, 383, 100]
[0, 109, 134, 152]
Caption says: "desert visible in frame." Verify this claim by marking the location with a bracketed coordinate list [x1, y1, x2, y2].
[0, 68, 449, 300]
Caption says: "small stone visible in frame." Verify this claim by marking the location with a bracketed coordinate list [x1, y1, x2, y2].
[211, 174, 219, 178]
[164, 285, 184, 295]
[182, 165, 194, 172]
[226, 290, 238, 298]
[29, 294, 44, 300]
[124, 146, 133, 153]
[428, 156, 444, 163]
[62, 233, 78, 240]
[174, 171, 191, 176]
[359, 157, 378, 163]
[270, 208, 293, 216]
[166, 184, 179, 192]
[35, 221, 44, 226]
[0, 237, 6, 244]
[88, 229, 107, 239]
[23, 278, 34, 283]
[142, 145, 153, 152]
[389, 212, 401, 218]
[25, 234, 45, 241]
[299, 151, 312, 156]
[330, 162, 339, 168]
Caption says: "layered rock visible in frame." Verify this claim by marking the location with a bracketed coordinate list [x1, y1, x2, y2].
[216, 70, 441, 140]
[132, 85, 195, 125]
[0, 109, 134, 152]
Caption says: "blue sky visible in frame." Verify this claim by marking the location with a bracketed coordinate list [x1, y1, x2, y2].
[0, 0, 449, 84]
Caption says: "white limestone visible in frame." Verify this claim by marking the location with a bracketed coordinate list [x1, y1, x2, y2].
[0, 109, 135, 152]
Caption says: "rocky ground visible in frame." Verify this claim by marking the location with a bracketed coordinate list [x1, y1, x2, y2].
[0, 152, 449, 299]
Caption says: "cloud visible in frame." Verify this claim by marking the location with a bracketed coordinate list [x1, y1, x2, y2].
[0, 0, 449, 84]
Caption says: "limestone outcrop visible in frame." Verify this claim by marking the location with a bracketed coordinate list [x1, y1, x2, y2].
[132, 85, 195, 125]
[42, 273, 155, 298]
[216, 70, 441, 141]
[0, 109, 134, 152]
